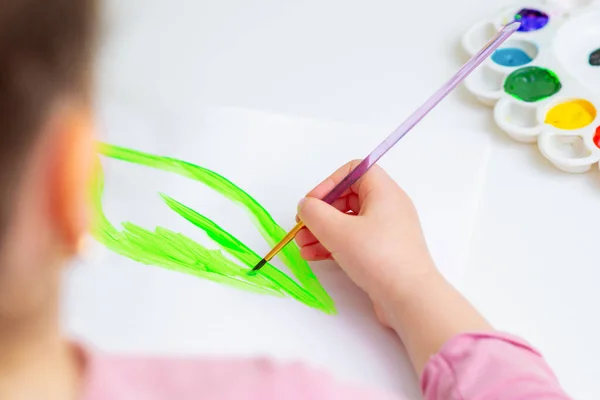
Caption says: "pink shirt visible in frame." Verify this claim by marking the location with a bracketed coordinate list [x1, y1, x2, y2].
[81, 332, 571, 399]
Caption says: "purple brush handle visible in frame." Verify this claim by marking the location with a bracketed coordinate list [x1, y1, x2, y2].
[321, 21, 520, 205]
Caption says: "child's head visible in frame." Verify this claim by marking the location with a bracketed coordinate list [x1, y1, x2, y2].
[0, 0, 98, 325]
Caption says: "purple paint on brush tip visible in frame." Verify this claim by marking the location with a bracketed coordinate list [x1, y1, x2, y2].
[515, 8, 549, 32]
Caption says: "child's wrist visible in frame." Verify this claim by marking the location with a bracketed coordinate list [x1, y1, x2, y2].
[375, 260, 444, 333]
[380, 256, 439, 301]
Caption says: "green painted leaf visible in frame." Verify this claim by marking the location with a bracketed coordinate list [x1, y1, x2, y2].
[91, 143, 335, 313]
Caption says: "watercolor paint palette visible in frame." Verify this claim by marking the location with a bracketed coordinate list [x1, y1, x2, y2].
[463, 1, 600, 173]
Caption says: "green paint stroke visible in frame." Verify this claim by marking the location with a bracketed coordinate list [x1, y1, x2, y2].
[92, 143, 335, 314]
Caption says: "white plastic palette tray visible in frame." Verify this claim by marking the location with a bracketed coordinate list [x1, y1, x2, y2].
[463, 1, 600, 173]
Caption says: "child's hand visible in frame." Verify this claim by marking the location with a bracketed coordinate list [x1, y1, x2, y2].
[296, 161, 438, 312]
[298, 161, 494, 375]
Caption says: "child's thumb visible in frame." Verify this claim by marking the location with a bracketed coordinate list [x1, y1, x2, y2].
[297, 197, 349, 250]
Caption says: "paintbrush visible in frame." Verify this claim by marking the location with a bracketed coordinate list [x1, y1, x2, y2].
[251, 21, 520, 273]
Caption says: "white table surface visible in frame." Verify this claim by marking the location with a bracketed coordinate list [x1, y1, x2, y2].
[67, 0, 599, 398]
[464, 130, 600, 400]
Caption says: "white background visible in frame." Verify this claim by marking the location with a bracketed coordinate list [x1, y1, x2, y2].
[63, 0, 599, 399]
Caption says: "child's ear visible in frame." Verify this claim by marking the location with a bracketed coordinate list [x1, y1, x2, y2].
[51, 104, 96, 255]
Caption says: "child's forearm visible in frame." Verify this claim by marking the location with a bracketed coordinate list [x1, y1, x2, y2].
[383, 266, 494, 375]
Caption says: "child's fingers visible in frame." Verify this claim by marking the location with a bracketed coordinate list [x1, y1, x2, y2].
[329, 194, 360, 214]
[299, 242, 332, 261]
[305, 161, 393, 212]
[295, 193, 361, 247]
[305, 160, 363, 199]
[306, 177, 353, 202]
[345, 194, 360, 214]
[295, 193, 361, 223]
[296, 228, 318, 247]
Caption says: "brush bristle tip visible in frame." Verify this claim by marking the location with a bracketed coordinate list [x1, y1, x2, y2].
[251, 259, 267, 272]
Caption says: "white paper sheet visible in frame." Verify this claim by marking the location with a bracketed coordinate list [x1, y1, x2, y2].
[64, 104, 490, 397]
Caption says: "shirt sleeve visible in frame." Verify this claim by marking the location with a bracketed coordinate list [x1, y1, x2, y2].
[421, 332, 572, 399]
